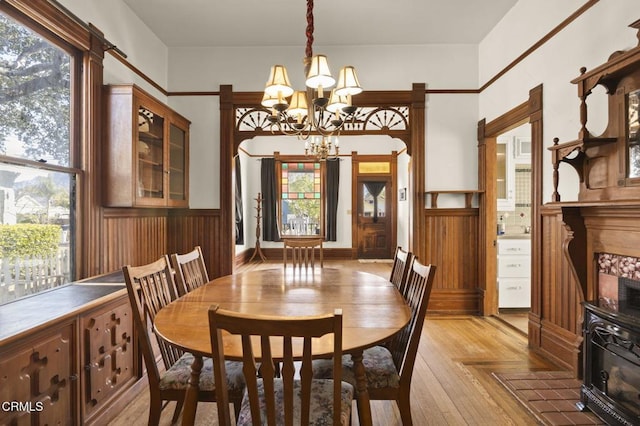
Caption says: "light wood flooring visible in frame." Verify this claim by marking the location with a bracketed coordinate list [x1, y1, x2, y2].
[109, 260, 559, 425]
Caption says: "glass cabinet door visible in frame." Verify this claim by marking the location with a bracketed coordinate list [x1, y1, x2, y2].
[136, 106, 165, 200]
[496, 139, 515, 211]
[168, 123, 186, 203]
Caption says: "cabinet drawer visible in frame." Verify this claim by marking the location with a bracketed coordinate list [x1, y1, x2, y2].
[499, 278, 531, 308]
[498, 239, 530, 255]
[498, 255, 531, 277]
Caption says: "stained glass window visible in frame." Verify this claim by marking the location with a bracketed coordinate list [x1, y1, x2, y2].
[280, 162, 321, 235]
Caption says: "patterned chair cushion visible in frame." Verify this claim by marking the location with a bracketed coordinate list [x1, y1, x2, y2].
[312, 346, 400, 390]
[159, 352, 245, 392]
[236, 378, 354, 426]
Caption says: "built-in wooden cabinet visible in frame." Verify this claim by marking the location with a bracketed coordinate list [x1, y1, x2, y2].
[80, 296, 136, 423]
[0, 322, 77, 425]
[0, 282, 138, 425]
[103, 84, 190, 208]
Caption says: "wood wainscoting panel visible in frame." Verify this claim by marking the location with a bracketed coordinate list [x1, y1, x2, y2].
[102, 209, 168, 273]
[167, 209, 223, 278]
[537, 205, 583, 375]
[424, 208, 480, 314]
[101, 209, 223, 279]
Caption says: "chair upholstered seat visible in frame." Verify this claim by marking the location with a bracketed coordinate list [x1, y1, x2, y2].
[159, 353, 245, 393]
[313, 346, 400, 390]
[312, 260, 436, 426]
[236, 378, 354, 426]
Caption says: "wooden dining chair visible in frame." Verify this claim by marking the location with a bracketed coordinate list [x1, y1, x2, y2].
[283, 238, 324, 269]
[313, 260, 436, 426]
[123, 256, 244, 425]
[170, 245, 209, 297]
[389, 246, 415, 296]
[208, 306, 353, 426]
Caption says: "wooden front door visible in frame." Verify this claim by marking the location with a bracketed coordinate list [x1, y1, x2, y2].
[357, 178, 393, 258]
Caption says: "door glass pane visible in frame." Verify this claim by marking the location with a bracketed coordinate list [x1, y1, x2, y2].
[362, 185, 374, 217]
[362, 182, 385, 218]
[137, 107, 164, 199]
[169, 123, 185, 201]
[377, 187, 386, 217]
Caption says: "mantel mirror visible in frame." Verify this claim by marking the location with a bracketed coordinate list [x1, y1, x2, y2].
[628, 88, 640, 178]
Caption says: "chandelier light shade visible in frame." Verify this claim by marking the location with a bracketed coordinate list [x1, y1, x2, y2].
[264, 65, 293, 97]
[262, 0, 362, 160]
[326, 90, 349, 114]
[335, 66, 362, 96]
[306, 54, 335, 93]
[287, 91, 309, 122]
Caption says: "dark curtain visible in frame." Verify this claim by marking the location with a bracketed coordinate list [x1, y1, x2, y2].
[325, 158, 340, 241]
[364, 181, 386, 223]
[234, 155, 244, 244]
[261, 158, 280, 241]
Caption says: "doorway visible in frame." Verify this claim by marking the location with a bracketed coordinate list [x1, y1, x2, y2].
[357, 178, 393, 258]
[495, 123, 532, 334]
[351, 153, 398, 260]
[478, 85, 543, 341]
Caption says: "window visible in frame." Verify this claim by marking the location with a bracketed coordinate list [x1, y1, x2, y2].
[0, 11, 78, 305]
[280, 161, 323, 236]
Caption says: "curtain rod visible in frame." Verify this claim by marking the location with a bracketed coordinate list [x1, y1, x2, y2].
[45, 0, 127, 58]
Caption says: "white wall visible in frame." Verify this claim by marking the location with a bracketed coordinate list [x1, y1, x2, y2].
[56, 0, 481, 217]
[167, 44, 480, 209]
[479, 0, 638, 202]
[59, 0, 169, 100]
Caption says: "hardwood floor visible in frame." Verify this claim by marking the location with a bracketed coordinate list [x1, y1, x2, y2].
[108, 260, 558, 425]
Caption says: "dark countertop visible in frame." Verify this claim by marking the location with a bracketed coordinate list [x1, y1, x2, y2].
[0, 271, 126, 344]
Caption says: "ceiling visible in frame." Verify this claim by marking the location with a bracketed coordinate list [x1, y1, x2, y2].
[121, 0, 517, 48]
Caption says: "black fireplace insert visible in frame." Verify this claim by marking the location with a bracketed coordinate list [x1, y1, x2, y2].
[579, 301, 640, 425]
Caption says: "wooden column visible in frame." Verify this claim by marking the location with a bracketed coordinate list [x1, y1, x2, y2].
[219, 85, 234, 276]
[410, 83, 426, 260]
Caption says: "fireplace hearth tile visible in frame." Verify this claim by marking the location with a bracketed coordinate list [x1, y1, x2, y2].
[494, 371, 606, 425]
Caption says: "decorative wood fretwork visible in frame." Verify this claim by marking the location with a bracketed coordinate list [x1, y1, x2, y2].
[235, 105, 410, 144]
[82, 301, 134, 418]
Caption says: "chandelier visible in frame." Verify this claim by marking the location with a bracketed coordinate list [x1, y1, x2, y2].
[305, 136, 339, 160]
[261, 0, 362, 159]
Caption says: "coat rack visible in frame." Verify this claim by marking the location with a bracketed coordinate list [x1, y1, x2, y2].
[249, 192, 267, 262]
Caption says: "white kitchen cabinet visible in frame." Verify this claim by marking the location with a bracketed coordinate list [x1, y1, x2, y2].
[498, 238, 531, 308]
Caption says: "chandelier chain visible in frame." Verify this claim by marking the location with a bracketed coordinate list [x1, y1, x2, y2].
[305, 0, 314, 59]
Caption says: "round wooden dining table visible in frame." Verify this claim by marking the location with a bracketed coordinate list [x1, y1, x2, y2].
[154, 267, 411, 426]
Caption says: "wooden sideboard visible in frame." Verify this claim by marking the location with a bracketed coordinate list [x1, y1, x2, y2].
[0, 272, 139, 425]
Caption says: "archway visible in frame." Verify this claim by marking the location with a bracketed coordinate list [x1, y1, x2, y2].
[218, 84, 426, 275]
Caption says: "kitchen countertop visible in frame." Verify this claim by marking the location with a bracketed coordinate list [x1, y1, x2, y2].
[498, 234, 531, 239]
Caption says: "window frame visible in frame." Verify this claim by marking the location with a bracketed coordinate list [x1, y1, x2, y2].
[0, 0, 93, 286]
